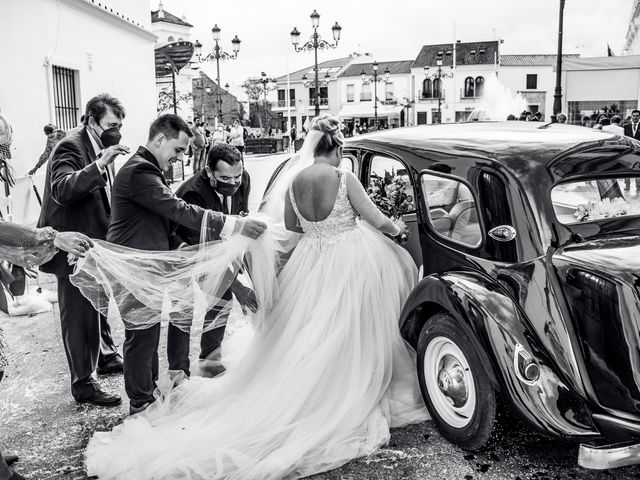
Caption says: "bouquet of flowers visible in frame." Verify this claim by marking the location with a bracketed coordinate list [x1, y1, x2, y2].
[367, 169, 415, 244]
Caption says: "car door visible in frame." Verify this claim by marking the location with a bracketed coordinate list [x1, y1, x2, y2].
[358, 151, 422, 269]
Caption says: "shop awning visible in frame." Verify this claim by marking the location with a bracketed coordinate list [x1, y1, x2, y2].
[338, 103, 404, 119]
[155, 41, 195, 77]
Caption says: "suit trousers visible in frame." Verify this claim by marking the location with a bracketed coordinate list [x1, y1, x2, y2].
[123, 323, 160, 409]
[167, 288, 232, 376]
[57, 276, 120, 399]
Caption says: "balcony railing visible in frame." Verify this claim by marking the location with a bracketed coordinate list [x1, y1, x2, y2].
[308, 98, 329, 106]
[419, 91, 444, 100]
[460, 89, 484, 100]
[276, 99, 296, 107]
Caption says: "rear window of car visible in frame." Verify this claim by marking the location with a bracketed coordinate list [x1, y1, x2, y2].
[552, 177, 640, 224]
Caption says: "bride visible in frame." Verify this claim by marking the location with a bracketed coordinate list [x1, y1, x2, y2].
[80, 114, 428, 479]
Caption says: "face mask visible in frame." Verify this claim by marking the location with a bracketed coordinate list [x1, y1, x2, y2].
[214, 179, 240, 196]
[100, 127, 122, 147]
[94, 122, 122, 147]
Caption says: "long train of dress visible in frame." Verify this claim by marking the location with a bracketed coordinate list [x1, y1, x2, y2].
[85, 170, 428, 479]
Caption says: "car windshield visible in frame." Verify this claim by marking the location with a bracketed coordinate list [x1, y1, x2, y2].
[552, 177, 640, 224]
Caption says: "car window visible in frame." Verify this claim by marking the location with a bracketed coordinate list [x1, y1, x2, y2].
[340, 156, 355, 172]
[552, 177, 640, 224]
[368, 155, 416, 214]
[421, 172, 482, 247]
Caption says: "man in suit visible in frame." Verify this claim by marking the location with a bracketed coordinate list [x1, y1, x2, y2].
[38, 94, 126, 407]
[624, 109, 640, 191]
[169, 143, 252, 378]
[107, 114, 266, 414]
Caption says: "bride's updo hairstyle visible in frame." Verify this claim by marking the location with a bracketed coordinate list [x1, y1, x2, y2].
[310, 114, 344, 157]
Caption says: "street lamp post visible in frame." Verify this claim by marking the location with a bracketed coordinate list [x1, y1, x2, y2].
[290, 10, 342, 117]
[194, 25, 241, 125]
[424, 59, 453, 124]
[361, 61, 390, 129]
[259, 72, 276, 132]
[553, 0, 566, 115]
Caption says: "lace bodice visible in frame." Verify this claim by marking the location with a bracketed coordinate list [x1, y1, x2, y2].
[289, 169, 358, 249]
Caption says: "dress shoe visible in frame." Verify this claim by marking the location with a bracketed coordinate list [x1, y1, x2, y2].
[76, 390, 122, 407]
[129, 402, 151, 415]
[3, 455, 18, 465]
[97, 355, 124, 375]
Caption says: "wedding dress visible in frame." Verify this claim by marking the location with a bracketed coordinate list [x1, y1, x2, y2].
[84, 163, 428, 479]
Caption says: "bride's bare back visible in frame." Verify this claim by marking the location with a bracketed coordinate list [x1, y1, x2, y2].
[291, 165, 341, 222]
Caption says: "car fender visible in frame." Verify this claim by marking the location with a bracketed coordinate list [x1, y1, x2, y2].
[400, 271, 599, 438]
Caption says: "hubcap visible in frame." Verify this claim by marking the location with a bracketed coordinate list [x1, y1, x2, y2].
[424, 336, 476, 428]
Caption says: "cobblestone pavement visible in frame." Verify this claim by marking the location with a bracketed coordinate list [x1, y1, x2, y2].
[2, 153, 640, 479]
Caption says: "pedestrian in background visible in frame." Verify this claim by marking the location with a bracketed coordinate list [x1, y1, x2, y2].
[28, 124, 66, 176]
[212, 124, 227, 146]
[191, 119, 206, 173]
[602, 115, 623, 135]
[557, 113, 567, 124]
[228, 119, 245, 157]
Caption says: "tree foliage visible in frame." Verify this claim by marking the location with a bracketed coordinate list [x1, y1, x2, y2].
[157, 89, 193, 113]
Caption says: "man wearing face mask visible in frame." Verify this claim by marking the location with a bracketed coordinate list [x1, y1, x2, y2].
[107, 114, 266, 413]
[170, 143, 252, 378]
[38, 93, 128, 407]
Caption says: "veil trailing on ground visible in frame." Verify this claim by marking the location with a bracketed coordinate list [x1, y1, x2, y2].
[69, 131, 323, 335]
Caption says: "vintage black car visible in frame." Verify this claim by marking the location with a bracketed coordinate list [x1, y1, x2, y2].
[267, 122, 640, 469]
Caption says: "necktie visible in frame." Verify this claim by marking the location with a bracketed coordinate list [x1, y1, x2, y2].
[634, 123, 639, 137]
[222, 195, 229, 214]
[97, 152, 112, 205]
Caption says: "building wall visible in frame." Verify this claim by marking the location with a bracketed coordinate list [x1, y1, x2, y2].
[499, 65, 556, 118]
[153, 23, 191, 43]
[411, 64, 497, 124]
[0, 0, 156, 224]
[152, 17, 196, 121]
[563, 68, 640, 123]
[337, 72, 412, 127]
[192, 73, 244, 127]
[272, 80, 341, 133]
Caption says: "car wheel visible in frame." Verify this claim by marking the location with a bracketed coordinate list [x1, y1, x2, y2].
[417, 312, 496, 450]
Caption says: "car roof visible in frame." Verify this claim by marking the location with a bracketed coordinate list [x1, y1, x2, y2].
[345, 121, 621, 174]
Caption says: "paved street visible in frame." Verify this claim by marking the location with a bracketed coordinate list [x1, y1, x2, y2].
[1, 152, 640, 479]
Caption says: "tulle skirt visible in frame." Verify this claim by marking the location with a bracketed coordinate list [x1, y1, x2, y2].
[86, 221, 428, 479]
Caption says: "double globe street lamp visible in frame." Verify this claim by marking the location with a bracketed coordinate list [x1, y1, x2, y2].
[291, 10, 342, 117]
[361, 61, 390, 129]
[424, 59, 453, 124]
[194, 25, 240, 123]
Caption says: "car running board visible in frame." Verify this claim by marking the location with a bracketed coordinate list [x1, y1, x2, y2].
[579, 441, 640, 469]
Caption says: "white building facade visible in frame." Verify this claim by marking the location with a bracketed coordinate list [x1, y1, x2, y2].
[410, 41, 500, 124]
[561, 56, 640, 124]
[1, 0, 157, 224]
[499, 54, 579, 120]
[337, 60, 413, 131]
[151, 1, 199, 121]
[273, 57, 352, 134]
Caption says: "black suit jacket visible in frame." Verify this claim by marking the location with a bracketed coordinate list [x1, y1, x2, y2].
[624, 122, 640, 141]
[107, 146, 225, 251]
[175, 169, 251, 245]
[37, 127, 110, 277]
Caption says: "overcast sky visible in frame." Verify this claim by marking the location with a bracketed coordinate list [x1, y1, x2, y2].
[155, 0, 635, 99]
